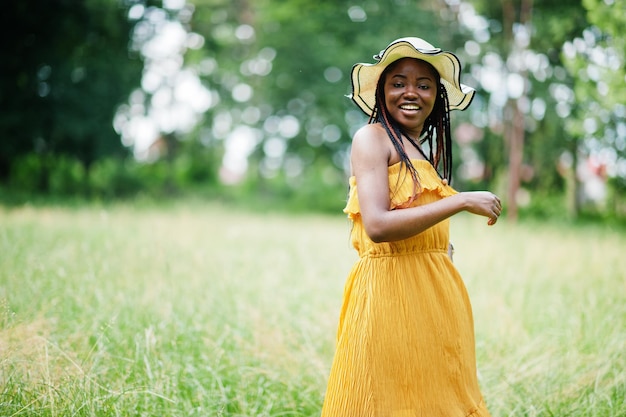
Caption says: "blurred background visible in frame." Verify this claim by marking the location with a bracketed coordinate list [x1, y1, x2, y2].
[1, 0, 624, 221]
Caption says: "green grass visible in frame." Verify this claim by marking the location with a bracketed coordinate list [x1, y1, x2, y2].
[0, 201, 624, 416]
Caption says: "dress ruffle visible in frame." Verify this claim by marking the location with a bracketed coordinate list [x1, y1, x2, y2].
[344, 159, 457, 218]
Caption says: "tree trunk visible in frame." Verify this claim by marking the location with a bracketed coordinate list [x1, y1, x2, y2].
[502, 0, 533, 222]
[506, 100, 525, 221]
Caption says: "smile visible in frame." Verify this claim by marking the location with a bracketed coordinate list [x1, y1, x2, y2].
[399, 104, 421, 110]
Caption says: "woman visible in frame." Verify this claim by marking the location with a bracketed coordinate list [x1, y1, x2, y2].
[320, 37, 500, 416]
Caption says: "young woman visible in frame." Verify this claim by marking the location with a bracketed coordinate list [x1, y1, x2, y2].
[320, 37, 501, 417]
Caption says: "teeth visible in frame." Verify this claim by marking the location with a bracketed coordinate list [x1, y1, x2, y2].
[400, 104, 420, 110]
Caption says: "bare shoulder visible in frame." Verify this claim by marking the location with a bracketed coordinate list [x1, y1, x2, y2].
[352, 123, 388, 146]
[351, 123, 392, 163]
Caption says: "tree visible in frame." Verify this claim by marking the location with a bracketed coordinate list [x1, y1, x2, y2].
[186, 0, 451, 190]
[0, 0, 143, 189]
[562, 0, 626, 215]
[444, 0, 589, 219]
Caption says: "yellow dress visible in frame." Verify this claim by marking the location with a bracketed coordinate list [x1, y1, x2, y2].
[321, 159, 491, 417]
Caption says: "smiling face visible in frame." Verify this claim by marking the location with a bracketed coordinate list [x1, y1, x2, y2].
[382, 58, 439, 137]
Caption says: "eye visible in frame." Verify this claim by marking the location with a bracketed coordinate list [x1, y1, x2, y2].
[393, 82, 404, 88]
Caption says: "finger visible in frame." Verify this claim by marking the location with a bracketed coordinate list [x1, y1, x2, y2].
[488, 211, 499, 226]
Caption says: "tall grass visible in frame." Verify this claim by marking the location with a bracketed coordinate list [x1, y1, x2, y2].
[0, 202, 624, 416]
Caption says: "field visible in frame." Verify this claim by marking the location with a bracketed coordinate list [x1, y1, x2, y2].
[1, 202, 625, 416]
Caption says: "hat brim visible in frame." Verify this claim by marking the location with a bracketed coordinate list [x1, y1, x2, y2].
[350, 39, 475, 115]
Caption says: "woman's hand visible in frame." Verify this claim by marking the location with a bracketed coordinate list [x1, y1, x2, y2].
[459, 191, 502, 225]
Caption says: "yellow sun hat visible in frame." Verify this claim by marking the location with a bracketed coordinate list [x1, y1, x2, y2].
[350, 37, 475, 115]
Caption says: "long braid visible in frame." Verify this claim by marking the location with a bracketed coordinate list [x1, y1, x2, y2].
[441, 86, 453, 183]
[421, 81, 453, 183]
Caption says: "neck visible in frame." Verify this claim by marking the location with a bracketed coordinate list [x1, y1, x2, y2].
[405, 126, 423, 139]
[404, 133, 429, 161]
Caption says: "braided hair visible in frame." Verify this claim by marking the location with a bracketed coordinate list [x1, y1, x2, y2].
[369, 58, 453, 201]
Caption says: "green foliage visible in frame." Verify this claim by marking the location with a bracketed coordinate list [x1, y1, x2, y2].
[4, 147, 223, 201]
[171, 140, 221, 187]
[583, 0, 626, 41]
[88, 155, 219, 199]
[188, 0, 449, 196]
[562, 0, 626, 165]
[458, 0, 589, 202]
[88, 157, 147, 198]
[10, 154, 86, 195]
[9, 154, 49, 192]
[0, 0, 142, 178]
[235, 159, 348, 214]
[1, 0, 625, 221]
[517, 190, 569, 219]
[48, 155, 87, 195]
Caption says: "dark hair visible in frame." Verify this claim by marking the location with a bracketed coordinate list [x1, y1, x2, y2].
[370, 58, 453, 200]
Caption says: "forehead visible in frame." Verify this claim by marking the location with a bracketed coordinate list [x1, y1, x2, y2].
[386, 58, 438, 79]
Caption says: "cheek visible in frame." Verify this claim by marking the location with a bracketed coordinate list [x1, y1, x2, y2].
[385, 89, 402, 103]
[384, 91, 397, 107]
[424, 91, 438, 107]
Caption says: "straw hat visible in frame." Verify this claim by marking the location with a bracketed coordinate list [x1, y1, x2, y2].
[350, 37, 475, 115]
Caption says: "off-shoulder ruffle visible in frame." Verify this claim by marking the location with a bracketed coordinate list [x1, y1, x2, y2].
[343, 159, 457, 217]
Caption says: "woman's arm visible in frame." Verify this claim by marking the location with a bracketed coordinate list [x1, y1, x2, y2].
[352, 126, 501, 243]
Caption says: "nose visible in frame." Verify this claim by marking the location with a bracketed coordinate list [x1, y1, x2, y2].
[403, 85, 419, 100]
